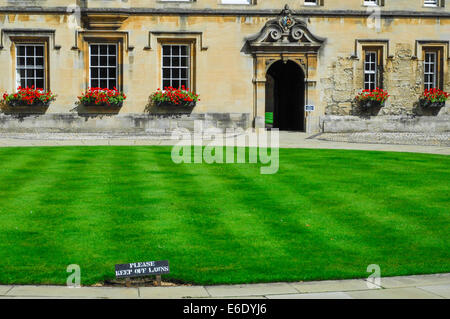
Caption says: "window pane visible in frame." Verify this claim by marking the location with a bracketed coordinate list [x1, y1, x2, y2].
[163, 46, 170, 55]
[109, 68, 116, 78]
[108, 80, 116, 89]
[91, 80, 99, 88]
[36, 79, 44, 90]
[91, 45, 98, 55]
[163, 57, 171, 67]
[36, 46, 44, 56]
[91, 68, 99, 78]
[163, 80, 171, 88]
[100, 80, 108, 88]
[91, 56, 98, 66]
[163, 68, 170, 78]
[36, 69, 44, 78]
[100, 45, 107, 54]
[108, 45, 116, 55]
[26, 46, 34, 55]
[108, 56, 116, 66]
[18, 46, 25, 56]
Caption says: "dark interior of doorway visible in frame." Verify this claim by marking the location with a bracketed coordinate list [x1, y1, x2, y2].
[265, 60, 305, 131]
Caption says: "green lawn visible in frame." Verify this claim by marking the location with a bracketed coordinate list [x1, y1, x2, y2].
[0, 146, 448, 285]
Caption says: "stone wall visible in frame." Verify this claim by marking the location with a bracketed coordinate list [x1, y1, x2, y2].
[321, 102, 450, 133]
[322, 42, 449, 117]
[0, 112, 251, 134]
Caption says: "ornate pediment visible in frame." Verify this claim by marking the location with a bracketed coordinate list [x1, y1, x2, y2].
[247, 5, 325, 52]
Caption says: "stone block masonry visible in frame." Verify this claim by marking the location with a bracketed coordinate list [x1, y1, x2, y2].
[0, 113, 251, 134]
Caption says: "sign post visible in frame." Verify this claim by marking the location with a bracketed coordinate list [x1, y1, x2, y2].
[305, 105, 315, 134]
[115, 260, 170, 287]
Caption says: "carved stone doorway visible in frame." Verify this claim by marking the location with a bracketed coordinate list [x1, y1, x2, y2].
[246, 5, 326, 131]
[266, 60, 305, 131]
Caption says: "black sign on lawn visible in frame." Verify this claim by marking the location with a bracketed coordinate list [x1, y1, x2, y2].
[115, 260, 170, 279]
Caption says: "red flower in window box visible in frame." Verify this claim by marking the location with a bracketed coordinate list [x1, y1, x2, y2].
[355, 88, 390, 109]
[2, 86, 56, 107]
[419, 88, 449, 108]
[150, 86, 199, 107]
[77, 87, 126, 107]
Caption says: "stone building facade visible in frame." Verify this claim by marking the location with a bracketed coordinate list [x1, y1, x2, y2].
[0, 0, 449, 133]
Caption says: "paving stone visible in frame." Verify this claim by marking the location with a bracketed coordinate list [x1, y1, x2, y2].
[266, 292, 353, 299]
[290, 279, 377, 293]
[418, 284, 450, 298]
[0, 286, 13, 295]
[139, 286, 210, 299]
[6, 286, 139, 298]
[205, 283, 298, 298]
[377, 273, 450, 289]
[347, 287, 444, 299]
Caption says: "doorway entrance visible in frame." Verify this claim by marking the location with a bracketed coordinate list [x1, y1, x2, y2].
[265, 60, 305, 131]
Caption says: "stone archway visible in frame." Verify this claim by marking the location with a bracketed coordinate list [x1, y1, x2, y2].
[246, 5, 326, 131]
[266, 60, 305, 131]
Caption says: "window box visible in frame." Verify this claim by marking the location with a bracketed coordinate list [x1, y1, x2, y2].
[419, 88, 449, 109]
[1, 86, 55, 114]
[76, 87, 126, 115]
[150, 86, 199, 108]
[154, 101, 196, 108]
[354, 88, 389, 116]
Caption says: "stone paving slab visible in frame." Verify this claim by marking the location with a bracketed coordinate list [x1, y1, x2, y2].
[0, 286, 13, 295]
[378, 273, 450, 289]
[0, 132, 449, 155]
[139, 286, 210, 299]
[290, 279, 377, 293]
[418, 284, 450, 299]
[266, 292, 353, 299]
[346, 287, 443, 299]
[205, 283, 298, 298]
[6, 285, 139, 298]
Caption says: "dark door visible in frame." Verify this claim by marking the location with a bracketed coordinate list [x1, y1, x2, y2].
[266, 60, 305, 131]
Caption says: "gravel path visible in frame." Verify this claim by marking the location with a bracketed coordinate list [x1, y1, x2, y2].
[317, 132, 450, 147]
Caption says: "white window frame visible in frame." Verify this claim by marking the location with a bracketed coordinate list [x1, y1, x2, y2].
[424, 52, 437, 90]
[364, 0, 378, 6]
[15, 43, 46, 90]
[88, 43, 118, 90]
[161, 44, 191, 90]
[220, 0, 252, 4]
[424, 0, 439, 7]
[364, 51, 377, 90]
[304, 0, 318, 5]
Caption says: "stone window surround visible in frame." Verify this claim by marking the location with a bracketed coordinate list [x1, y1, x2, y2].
[144, 31, 207, 93]
[15, 43, 46, 91]
[73, 31, 130, 91]
[157, 38, 197, 92]
[414, 40, 449, 90]
[421, 46, 446, 90]
[0, 29, 59, 92]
